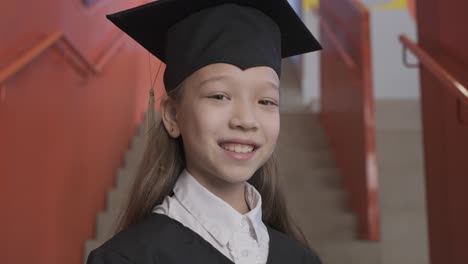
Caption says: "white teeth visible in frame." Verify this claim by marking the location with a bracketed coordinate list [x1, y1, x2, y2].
[235, 145, 241, 153]
[241, 145, 249, 153]
[221, 143, 254, 153]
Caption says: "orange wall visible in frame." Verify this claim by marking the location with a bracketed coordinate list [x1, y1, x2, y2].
[0, 1, 162, 263]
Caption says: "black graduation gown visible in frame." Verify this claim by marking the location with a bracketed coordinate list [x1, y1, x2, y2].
[87, 213, 321, 264]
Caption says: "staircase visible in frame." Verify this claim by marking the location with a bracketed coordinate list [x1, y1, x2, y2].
[276, 59, 380, 263]
[278, 112, 381, 264]
[83, 124, 146, 262]
[375, 100, 430, 264]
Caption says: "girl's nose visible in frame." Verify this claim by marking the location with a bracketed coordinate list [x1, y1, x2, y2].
[229, 102, 258, 131]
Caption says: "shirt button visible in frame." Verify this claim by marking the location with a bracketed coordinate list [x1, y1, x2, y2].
[241, 218, 248, 226]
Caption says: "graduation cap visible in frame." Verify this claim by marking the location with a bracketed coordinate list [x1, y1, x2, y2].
[106, 0, 321, 92]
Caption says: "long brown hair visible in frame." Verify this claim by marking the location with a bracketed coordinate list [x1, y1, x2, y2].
[115, 82, 312, 251]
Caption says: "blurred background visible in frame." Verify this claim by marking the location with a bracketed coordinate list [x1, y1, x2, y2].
[1, 0, 467, 263]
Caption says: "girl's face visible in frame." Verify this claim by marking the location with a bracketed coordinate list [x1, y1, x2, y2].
[163, 63, 280, 190]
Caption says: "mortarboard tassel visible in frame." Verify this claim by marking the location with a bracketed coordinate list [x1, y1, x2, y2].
[146, 53, 163, 134]
[147, 86, 156, 131]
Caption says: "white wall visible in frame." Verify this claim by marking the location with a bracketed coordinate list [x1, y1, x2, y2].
[300, 6, 420, 106]
[301, 10, 321, 109]
[369, 9, 420, 99]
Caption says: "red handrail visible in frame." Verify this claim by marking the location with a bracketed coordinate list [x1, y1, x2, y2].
[399, 35, 468, 105]
[0, 30, 125, 84]
[320, 18, 356, 69]
[320, 0, 379, 241]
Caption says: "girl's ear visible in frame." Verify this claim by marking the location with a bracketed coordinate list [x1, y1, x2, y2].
[160, 96, 181, 138]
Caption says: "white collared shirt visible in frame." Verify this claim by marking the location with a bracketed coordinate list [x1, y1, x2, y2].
[152, 169, 270, 264]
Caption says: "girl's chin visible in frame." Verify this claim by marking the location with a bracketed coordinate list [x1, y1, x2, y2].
[208, 165, 255, 182]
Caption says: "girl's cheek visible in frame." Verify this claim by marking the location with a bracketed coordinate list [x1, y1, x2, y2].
[269, 115, 281, 140]
[257, 119, 279, 145]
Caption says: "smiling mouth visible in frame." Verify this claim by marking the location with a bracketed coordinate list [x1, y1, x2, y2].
[219, 142, 258, 153]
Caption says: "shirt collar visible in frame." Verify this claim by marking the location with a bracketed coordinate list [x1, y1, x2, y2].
[173, 169, 265, 247]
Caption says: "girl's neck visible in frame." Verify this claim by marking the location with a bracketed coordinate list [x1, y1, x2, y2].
[190, 172, 250, 215]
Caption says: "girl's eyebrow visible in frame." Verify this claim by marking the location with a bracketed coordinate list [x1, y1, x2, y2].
[198, 75, 231, 88]
[198, 75, 279, 90]
[257, 79, 280, 91]
[265, 80, 280, 90]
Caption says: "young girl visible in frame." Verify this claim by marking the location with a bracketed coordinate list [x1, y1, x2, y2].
[88, 0, 322, 263]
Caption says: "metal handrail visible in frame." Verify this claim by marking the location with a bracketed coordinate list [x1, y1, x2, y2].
[0, 30, 125, 84]
[320, 18, 357, 69]
[400, 35, 468, 104]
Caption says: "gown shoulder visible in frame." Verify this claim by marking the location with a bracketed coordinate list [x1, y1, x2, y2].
[87, 213, 322, 264]
[86, 213, 220, 264]
[267, 226, 322, 264]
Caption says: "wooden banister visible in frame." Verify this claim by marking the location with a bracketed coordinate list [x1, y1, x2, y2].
[95, 33, 126, 72]
[400, 34, 468, 104]
[0, 30, 125, 84]
[320, 18, 357, 69]
[320, 0, 378, 241]
[0, 31, 62, 83]
[60, 31, 100, 75]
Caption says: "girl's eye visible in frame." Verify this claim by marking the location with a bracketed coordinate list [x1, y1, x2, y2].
[208, 94, 228, 100]
[259, 99, 278, 106]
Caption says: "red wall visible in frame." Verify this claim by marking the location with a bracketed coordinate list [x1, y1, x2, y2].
[416, 0, 468, 263]
[408, 0, 416, 19]
[0, 1, 162, 263]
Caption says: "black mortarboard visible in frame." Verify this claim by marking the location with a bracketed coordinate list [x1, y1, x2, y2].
[106, 0, 321, 92]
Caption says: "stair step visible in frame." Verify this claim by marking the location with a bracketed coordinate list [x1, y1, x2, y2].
[278, 114, 329, 151]
[282, 168, 342, 190]
[83, 239, 105, 264]
[277, 149, 336, 169]
[376, 130, 424, 166]
[124, 144, 145, 167]
[375, 99, 421, 131]
[96, 211, 120, 241]
[380, 212, 430, 264]
[316, 241, 381, 264]
[299, 212, 358, 242]
[107, 188, 129, 214]
[286, 188, 350, 211]
[277, 138, 329, 151]
[280, 112, 321, 124]
[116, 168, 137, 191]
[135, 112, 162, 138]
[136, 122, 147, 138]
